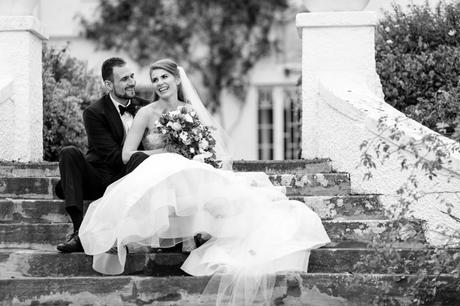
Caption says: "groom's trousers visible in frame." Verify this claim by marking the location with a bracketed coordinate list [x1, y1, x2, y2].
[55, 146, 149, 231]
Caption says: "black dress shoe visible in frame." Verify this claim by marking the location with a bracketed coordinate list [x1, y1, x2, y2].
[57, 231, 83, 253]
[167, 242, 183, 253]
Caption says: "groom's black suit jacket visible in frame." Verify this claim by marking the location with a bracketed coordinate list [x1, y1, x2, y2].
[83, 94, 150, 181]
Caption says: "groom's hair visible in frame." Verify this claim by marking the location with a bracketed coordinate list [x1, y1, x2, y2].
[102, 57, 126, 82]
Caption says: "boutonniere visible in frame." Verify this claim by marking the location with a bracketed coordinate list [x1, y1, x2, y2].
[132, 104, 141, 114]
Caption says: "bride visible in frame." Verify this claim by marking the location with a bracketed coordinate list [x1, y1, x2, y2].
[79, 58, 330, 305]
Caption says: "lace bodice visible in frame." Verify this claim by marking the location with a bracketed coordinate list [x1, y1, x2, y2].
[142, 127, 163, 150]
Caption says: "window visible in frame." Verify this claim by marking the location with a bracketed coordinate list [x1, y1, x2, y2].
[257, 86, 301, 160]
[257, 87, 274, 160]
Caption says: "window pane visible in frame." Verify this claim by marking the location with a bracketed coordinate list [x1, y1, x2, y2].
[257, 87, 274, 160]
[283, 87, 301, 160]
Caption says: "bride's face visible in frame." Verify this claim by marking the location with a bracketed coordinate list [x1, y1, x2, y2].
[150, 68, 180, 101]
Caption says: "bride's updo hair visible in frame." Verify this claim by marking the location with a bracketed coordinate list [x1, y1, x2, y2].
[149, 58, 185, 102]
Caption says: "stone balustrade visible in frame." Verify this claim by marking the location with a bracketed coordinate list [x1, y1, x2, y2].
[297, 11, 460, 246]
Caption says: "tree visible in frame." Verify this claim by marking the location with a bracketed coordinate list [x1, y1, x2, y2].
[42, 44, 103, 161]
[81, 0, 289, 114]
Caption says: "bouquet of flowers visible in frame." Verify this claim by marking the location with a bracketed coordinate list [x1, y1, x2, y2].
[155, 106, 220, 168]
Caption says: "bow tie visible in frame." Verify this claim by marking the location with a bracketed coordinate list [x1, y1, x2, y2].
[118, 104, 136, 116]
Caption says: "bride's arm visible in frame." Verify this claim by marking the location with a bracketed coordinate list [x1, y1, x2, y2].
[122, 107, 164, 164]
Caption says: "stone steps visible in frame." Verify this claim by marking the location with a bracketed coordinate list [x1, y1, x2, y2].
[0, 177, 58, 199]
[0, 199, 70, 224]
[0, 248, 439, 277]
[0, 220, 425, 250]
[231, 158, 333, 174]
[2, 160, 454, 304]
[269, 173, 350, 196]
[1, 274, 458, 305]
[293, 194, 384, 220]
[0, 195, 384, 224]
[0, 162, 59, 178]
[0, 173, 351, 199]
[0, 159, 333, 178]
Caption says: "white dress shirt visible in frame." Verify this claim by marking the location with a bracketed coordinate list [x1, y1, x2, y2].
[109, 93, 134, 137]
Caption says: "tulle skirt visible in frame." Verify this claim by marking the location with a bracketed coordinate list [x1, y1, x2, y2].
[79, 153, 330, 304]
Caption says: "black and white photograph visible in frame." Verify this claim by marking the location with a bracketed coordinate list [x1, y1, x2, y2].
[0, 0, 459, 305]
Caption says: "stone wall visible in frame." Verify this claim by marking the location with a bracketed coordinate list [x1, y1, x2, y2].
[0, 16, 48, 161]
[297, 11, 460, 246]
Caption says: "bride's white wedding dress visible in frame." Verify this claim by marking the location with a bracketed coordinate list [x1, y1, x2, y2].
[79, 128, 330, 304]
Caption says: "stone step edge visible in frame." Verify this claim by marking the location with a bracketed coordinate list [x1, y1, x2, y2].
[6, 247, 444, 254]
[0, 219, 427, 250]
[0, 195, 382, 204]
[232, 159, 333, 173]
[0, 159, 332, 167]
[1, 248, 435, 277]
[0, 171, 350, 179]
[0, 195, 382, 205]
[1, 273, 458, 306]
[0, 219, 393, 226]
[1, 272, 454, 280]
[0, 195, 386, 223]
[0, 173, 352, 199]
[3, 247, 435, 252]
[0, 194, 382, 202]
[0, 159, 334, 177]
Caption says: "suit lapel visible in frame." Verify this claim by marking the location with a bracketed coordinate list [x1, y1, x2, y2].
[103, 95, 124, 144]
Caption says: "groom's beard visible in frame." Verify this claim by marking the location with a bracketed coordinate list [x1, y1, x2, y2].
[114, 86, 136, 99]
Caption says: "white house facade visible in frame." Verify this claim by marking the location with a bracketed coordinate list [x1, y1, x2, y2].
[34, 0, 449, 160]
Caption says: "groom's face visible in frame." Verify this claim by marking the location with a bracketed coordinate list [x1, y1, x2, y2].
[107, 65, 136, 101]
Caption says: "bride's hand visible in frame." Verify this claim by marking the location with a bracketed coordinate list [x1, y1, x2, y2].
[162, 145, 177, 154]
[192, 152, 212, 163]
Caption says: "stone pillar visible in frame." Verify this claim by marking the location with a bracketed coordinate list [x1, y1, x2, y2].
[296, 12, 380, 159]
[0, 7, 48, 161]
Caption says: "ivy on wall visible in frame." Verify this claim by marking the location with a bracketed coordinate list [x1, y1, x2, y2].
[80, 0, 289, 113]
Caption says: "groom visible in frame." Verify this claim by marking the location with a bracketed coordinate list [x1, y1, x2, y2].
[55, 57, 150, 253]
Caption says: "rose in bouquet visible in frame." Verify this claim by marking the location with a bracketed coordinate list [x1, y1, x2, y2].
[155, 106, 220, 168]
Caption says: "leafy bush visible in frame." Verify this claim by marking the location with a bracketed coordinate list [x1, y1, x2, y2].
[356, 4, 460, 303]
[42, 44, 103, 161]
[410, 84, 460, 142]
[376, 2, 460, 140]
[359, 117, 460, 305]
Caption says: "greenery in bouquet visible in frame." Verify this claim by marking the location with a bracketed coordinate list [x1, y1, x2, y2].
[156, 106, 220, 168]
